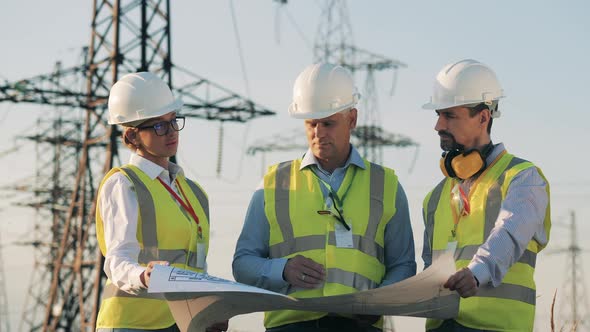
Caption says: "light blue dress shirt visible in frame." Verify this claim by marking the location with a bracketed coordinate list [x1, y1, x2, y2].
[233, 146, 417, 293]
[421, 143, 549, 287]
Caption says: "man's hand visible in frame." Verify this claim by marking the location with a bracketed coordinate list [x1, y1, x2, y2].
[444, 267, 478, 298]
[205, 320, 228, 332]
[283, 255, 326, 288]
[140, 260, 170, 287]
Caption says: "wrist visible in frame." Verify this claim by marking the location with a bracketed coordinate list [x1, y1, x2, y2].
[140, 271, 147, 288]
[282, 258, 290, 281]
[468, 262, 490, 286]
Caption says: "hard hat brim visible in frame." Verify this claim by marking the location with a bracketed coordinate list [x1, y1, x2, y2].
[421, 101, 440, 110]
[108, 97, 183, 125]
[421, 100, 466, 110]
[288, 102, 356, 120]
[421, 96, 504, 111]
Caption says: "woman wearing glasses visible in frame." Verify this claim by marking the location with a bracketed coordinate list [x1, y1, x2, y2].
[95, 72, 227, 332]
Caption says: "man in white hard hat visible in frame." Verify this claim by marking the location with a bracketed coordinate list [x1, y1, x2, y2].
[233, 63, 416, 332]
[421, 59, 551, 331]
[96, 72, 227, 332]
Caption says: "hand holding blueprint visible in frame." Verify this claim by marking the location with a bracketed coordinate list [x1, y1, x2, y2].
[149, 253, 459, 332]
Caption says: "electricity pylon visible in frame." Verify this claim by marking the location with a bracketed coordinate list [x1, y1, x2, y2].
[549, 211, 590, 331]
[0, 1, 274, 331]
[314, 0, 415, 164]
[256, 0, 417, 167]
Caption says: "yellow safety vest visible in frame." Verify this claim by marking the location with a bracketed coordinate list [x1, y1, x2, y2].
[95, 165, 210, 329]
[263, 159, 398, 329]
[423, 152, 551, 332]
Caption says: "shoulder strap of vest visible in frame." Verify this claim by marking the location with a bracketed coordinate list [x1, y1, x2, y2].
[183, 177, 209, 222]
[423, 178, 448, 247]
[118, 165, 159, 263]
[497, 155, 533, 197]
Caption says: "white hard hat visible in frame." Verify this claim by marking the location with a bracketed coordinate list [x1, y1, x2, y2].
[422, 59, 504, 118]
[288, 63, 360, 119]
[107, 72, 183, 125]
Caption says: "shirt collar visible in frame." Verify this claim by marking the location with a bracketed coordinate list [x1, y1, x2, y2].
[129, 153, 184, 181]
[299, 145, 366, 172]
[486, 142, 506, 165]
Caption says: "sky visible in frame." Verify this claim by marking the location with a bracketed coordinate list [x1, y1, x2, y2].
[1, 1, 590, 331]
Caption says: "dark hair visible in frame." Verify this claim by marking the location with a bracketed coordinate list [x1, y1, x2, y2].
[468, 101, 498, 134]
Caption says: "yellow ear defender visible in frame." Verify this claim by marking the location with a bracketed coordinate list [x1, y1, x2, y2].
[440, 143, 493, 180]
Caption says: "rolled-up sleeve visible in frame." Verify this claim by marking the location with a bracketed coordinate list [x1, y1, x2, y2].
[468, 167, 549, 287]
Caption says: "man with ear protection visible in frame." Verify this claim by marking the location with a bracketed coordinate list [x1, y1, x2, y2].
[421, 59, 551, 332]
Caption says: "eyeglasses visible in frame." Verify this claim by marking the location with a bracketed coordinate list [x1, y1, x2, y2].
[317, 194, 351, 231]
[137, 116, 185, 136]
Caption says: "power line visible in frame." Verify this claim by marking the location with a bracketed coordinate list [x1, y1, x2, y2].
[0, 2, 276, 330]
[227, 0, 255, 182]
[273, 0, 313, 49]
[229, 0, 252, 98]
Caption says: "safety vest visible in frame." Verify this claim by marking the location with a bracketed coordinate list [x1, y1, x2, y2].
[263, 159, 398, 328]
[423, 152, 551, 332]
[95, 165, 210, 329]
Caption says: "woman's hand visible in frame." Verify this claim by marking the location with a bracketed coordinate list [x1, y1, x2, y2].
[140, 260, 170, 287]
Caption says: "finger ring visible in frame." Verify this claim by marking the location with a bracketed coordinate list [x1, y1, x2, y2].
[301, 273, 306, 281]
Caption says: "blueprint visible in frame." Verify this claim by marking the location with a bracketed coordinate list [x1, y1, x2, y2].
[149, 253, 459, 332]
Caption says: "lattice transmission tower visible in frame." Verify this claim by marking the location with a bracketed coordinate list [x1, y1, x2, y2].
[549, 211, 590, 331]
[252, 0, 417, 165]
[0, 1, 275, 331]
[13, 60, 86, 332]
[313, 0, 416, 164]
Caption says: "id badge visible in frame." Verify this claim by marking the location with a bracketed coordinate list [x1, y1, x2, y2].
[446, 240, 457, 255]
[335, 220, 353, 248]
[197, 242, 206, 269]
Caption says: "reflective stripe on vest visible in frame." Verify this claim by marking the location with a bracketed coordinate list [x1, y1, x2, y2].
[274, 161, 295, 241]
[423, 153, 550, 331]
[476, 282, 536, 305]
[423, 180, 445, 262]
[123, 167, 159, 263]
[426, 156, 537, 266]
[123, 167, 208, 269]
[96, 165, 209, 329]
[263, 159, 396, 329]
[102, 282, 163, 300]
[186, 178, 209, 221]
[270, 233, 385, 263]
[454, 245, 536, 268]
[286, 268, 378, 295]
[270, 161, 386, 261]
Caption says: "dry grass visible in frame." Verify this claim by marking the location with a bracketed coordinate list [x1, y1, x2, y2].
[550, 289, 579, 332]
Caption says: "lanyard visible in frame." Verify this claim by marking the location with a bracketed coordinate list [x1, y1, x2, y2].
[311, 166, 357, 228]
[448, 150, 507, 240]
[311, 166, 357, 206]
[158, 178, 203, 239]
[449, 181, 469, 240]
